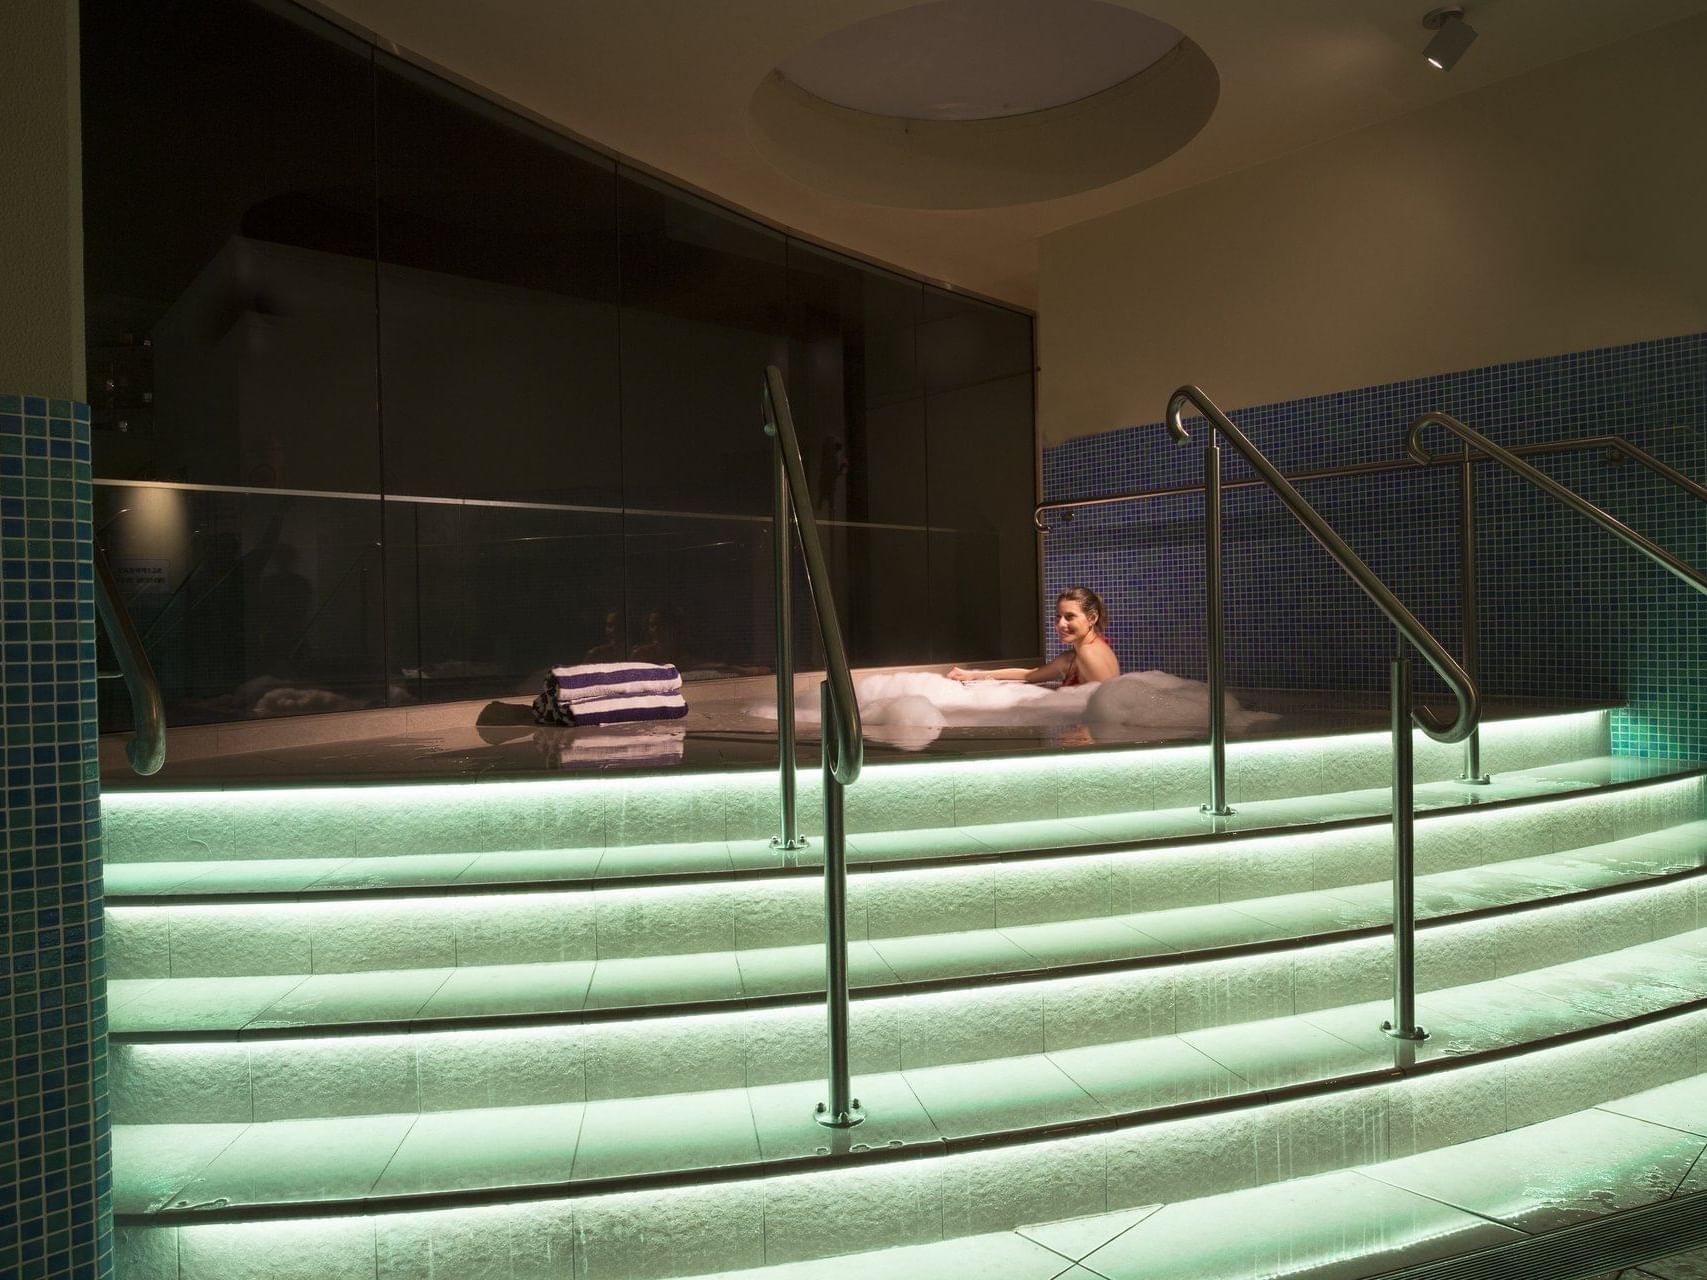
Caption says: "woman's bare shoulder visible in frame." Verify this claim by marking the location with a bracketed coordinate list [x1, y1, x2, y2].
[1080, 643, 1121, 682]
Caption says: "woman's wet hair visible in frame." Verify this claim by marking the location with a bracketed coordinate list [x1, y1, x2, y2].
[1056, 586, 1108, 633]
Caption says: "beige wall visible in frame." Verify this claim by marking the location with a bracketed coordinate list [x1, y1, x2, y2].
[1038, 13, 1707, 446]
[0, 0, 84, 401]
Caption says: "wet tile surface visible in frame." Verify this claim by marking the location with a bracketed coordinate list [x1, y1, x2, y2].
[110, 975, 308, 1034]
[1046, 1037, 1242, 1114]
[374, 1102, 582, 1196]
[112, 1123, 248, 1214]
[571, 1089, 760, 1181]
[902, 1056, 1107, 1138]
[1599, 1075, 1707, 1139]
[870, 930, 1040, 982]
[747, 1074, 942, 1163]
[1301, 979, 1603, 1063]
[246, 969, 453, 1028]
[1016, 1204, 1161, 1264]
[170, 1113, 415, 1207]
[1000, 917, 1174, 966]
[698, 1230, 1081, 1279]
[734, 942, 898, 998]
[414, 959, 596, 1019]
[1362, 1108, 1707, 1234]
[1181, 1016, 1387, 1089]
[1639, 1242, 1707, 1280]
[1077, 1169, 1522, 1280]
[583, 951, 746, 1008]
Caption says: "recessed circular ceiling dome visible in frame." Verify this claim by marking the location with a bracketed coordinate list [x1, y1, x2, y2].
[748, 0, 1218, 209]
[776, 0, 1187, 122]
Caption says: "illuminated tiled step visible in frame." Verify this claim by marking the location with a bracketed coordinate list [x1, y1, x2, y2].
[104, 818, 1707, 1035]
[101, 752, 1688, 899]
[110, 875, 1707, 1124]
[110, 956, 1707, 1279]
[103, 771, 1706, 985]
[100, 711, 1613, 868]
[685, 1072, 1707, 1280]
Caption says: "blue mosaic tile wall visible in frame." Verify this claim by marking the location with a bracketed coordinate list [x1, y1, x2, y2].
[1, 394, 112, 1278]
[1043, 333, 1707, 759]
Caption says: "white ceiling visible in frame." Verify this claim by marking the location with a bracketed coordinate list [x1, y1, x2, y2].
[312, 0, 1707, 307]
[775, 0, 1182, 120]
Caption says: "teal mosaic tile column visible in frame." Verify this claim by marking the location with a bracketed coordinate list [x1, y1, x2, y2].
[1, 393, 111, 1277]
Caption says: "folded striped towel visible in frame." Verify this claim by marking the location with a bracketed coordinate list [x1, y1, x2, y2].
[533, 659, 689, 728]
[547, 662, 682, 706]
[568, 690, 688, 726]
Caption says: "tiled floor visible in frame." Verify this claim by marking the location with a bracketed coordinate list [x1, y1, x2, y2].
[105, 820, 1703, 1034]
[102, 756, 1698, 901]
[109, 933, 1707, 1215]
[686, 1074, 1707, 1279]
[102, 699, 1707, 1280]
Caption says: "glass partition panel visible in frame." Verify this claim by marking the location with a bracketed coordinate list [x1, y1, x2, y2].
[828, 524, 933, 668]
[620, 513, 772, 676]
[786, 243, 929, 528]
[81, 0, 1041, 735]
[375, 56, 622, 506]
[94, 482, 387, 730]
[926, 371, 1039, 660]
[918, 289, 1034, 394]
[81, 0, 379, 492]
[617, 172, 789, 518]
[386, 500, 626, 706]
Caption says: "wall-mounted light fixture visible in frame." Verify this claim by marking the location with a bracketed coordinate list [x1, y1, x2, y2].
[1422, 6, 1477, 71]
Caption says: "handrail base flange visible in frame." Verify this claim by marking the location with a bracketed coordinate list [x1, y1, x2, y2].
[1382, 1021, 1429, 1042]
[814, 1101, 866, 1130]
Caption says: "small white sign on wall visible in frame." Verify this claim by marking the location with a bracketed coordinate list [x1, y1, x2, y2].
[114, 558, 169, 595]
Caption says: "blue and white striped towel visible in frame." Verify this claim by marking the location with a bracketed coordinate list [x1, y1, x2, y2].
[533, 661, 688, 727]
[546, 662, 682, 705]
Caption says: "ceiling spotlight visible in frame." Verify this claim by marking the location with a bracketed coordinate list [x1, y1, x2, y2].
[1422, 7, 1477, 70]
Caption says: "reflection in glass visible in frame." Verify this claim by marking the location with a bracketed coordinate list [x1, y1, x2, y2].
[81, 0, 379, 491]
[376, 57, 621, 506]
[786, 242, 928, 528]
[95, 483, 387, 730]
[81, 0, 1040, 730]
[622, 514, 772, 675]
[618, 172, 788, 517]
[389, 502, 626, 706]
[928, 372, 1039, 660]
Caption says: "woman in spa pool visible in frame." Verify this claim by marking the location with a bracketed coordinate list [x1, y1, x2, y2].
[947, 587, 1119, 688]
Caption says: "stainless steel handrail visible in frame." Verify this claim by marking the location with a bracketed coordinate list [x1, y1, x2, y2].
[93, 544, 167, 775]
[1408, 413, 1707, 596]
[1036, 424, 1701, 786]
[761, 365, 865, 1130]
[1168, 386, 1480, 747]
[1165, 385, 1479, 1043]
[1033, 432, 1692, 530]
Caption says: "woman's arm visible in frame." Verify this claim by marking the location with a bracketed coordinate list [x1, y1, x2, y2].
[948, 652, 1073, 684]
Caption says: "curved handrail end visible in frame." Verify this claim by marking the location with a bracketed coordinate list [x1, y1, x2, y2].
[763, 365, 864, 786]
[1163, 386, 1203, 444]
[93, 546, 167, 775]
[1171, 387, 1480, 745]
[1406, 409, 1707, 598]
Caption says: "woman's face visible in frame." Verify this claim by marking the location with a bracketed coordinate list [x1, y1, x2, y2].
[1055, 600, 1096, 645]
